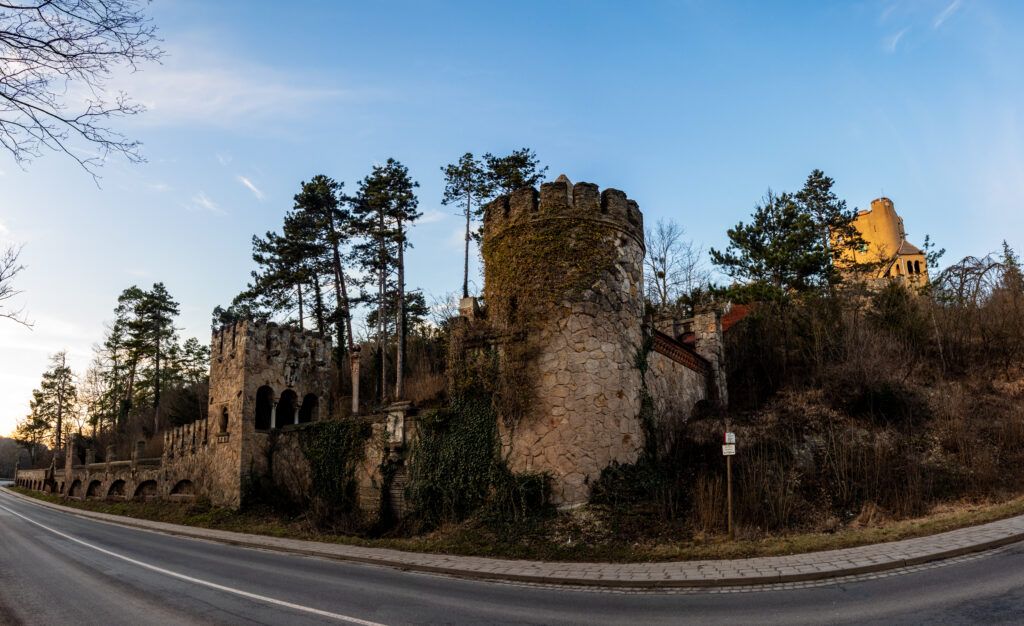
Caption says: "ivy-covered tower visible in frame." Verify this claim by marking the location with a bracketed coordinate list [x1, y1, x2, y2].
[481, 175, 646, 505]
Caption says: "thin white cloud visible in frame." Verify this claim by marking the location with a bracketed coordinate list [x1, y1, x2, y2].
[885, 27, 910, 53]
[933, 0, 962, 28]
[879, 1, 900, 22]
[237, 175, 265, 201]
[445, 226, 468, 251]
[417, 209, 448, 225]
[149, 182, 171, 192]
[0, 219, 8, 237]
[187, 191, 224, 215]
[109, 44, 357, 128]
[217, 153, 233, 166]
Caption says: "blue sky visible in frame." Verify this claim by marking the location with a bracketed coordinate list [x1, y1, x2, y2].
[2, 0, 1022, 436]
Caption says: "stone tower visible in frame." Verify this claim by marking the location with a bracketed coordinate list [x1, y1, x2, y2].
[839, 197, 929, 286]
[207, 320, 333, 506]
[481, 176, 646, 505]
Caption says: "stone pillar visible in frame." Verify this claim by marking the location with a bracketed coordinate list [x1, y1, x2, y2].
[85, 448, 95, 465]
[693, 307, 728, 407]
[351, 347, 361, 416]
[458, 296, 480, 320]
[385, 401, 414, 456]
[106, 445, 116, 471]
[131, 440, 145, 469]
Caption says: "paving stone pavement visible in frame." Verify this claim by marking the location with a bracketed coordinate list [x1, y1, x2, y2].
[7, 488, 1024, 589]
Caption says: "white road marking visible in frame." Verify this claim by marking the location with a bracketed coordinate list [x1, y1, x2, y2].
[0, 500, 386, 626]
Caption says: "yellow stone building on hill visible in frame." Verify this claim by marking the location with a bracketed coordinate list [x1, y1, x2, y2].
[840, 197, 928, 286]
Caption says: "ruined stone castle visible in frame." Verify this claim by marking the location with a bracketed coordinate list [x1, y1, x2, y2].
[16, 176, 729, 511]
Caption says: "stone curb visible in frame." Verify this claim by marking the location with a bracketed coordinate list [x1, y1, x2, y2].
[5, 487, 1024, 589]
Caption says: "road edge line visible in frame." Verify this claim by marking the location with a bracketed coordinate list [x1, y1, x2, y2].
[4, 487, 1023, 589]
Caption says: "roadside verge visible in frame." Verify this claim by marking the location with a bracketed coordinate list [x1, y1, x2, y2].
[4, 487, 1023, 588]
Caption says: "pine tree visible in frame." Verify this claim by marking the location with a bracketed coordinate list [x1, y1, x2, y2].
[140, 283, 180, 425]
[351, 158, 420, 402]
[23, 351, 77, 451]
[794, 169, 865, 284]
[710, 190, 828, 295]
[999, 241, 1024, 292]
[441, 153, 490, 297]
[482, 148, 548, 196]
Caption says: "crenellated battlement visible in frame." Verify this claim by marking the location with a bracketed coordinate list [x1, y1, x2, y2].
[482, 175, 644, 247]
[211, 319, 330, 366]
[163, 417, 211, 459]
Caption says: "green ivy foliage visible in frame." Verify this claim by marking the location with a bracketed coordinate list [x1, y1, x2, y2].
[298, 420, 371, 526]
[406, 388, 548, 528]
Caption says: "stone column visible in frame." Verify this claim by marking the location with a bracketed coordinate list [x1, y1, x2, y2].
[351, 347, 361, 416]
[693, 307, 728, 407]
[131, 440, 145, 469]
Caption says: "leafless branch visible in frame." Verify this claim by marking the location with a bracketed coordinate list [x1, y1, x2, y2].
[0, 242, 31, 327]
[0, 0, 162, 179]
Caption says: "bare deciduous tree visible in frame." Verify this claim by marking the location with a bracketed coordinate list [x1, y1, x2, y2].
[0, 243, 30, 326]
[0, 0, 162, 175]
[643, 219, 709, 312]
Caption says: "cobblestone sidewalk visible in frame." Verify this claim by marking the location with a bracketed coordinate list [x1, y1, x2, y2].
[8, 488, 1024, 588]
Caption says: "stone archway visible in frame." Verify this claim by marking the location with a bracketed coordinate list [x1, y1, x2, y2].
[255, 385, 274, 431]
[107, 479, 126, 499]
[276, 390, 297, 428]
[170, 480, 195, 495]
[133, 480, 159, 501]
[298, 393, 318, 423]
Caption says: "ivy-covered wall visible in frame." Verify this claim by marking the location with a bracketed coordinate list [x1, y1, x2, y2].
[480, 178, 648, 505]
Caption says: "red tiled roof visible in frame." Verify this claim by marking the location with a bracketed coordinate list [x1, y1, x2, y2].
[721, 303, 751, 332]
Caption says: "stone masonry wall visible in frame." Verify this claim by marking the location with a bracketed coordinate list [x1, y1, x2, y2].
[484, 178, 647, 506]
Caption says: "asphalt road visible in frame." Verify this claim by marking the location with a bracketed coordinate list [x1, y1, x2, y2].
[1, 489, 1024, 625]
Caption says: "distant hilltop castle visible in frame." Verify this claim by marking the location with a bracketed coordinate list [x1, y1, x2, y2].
[841, 197, 929, 285]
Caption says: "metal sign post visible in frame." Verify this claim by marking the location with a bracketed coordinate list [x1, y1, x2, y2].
[723, 432, 736, 540]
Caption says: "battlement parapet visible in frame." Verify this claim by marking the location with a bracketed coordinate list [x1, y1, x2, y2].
[211, 319, 330, 366]
[164, 418, 210, 460]
[483, 177, 644, 247]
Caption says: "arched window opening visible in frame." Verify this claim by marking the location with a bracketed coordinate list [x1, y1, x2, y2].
[171, 480, 195, 495]
[108, 480, 126, 498]
[276, 390, 298, 428]
[255, 386, 274, 430]
[895, 263, 902, 276]
[298, 394, 318, 423]
[86, 480, 103, 498]
[914, 260, 921, 274]
[133, 480, 159, 501]
[219, 407, 229, 433]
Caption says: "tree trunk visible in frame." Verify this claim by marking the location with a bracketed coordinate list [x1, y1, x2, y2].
[297, 283, 305, 331]
[377, 207, 389, 405]
[378, 260, 387, 404]
[154, 331, 161, 433]
[312, 273, 327, 335]
[463, 192, 471, 298]
[396, 219, 406, 400]
[327, 214, 355, 353]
